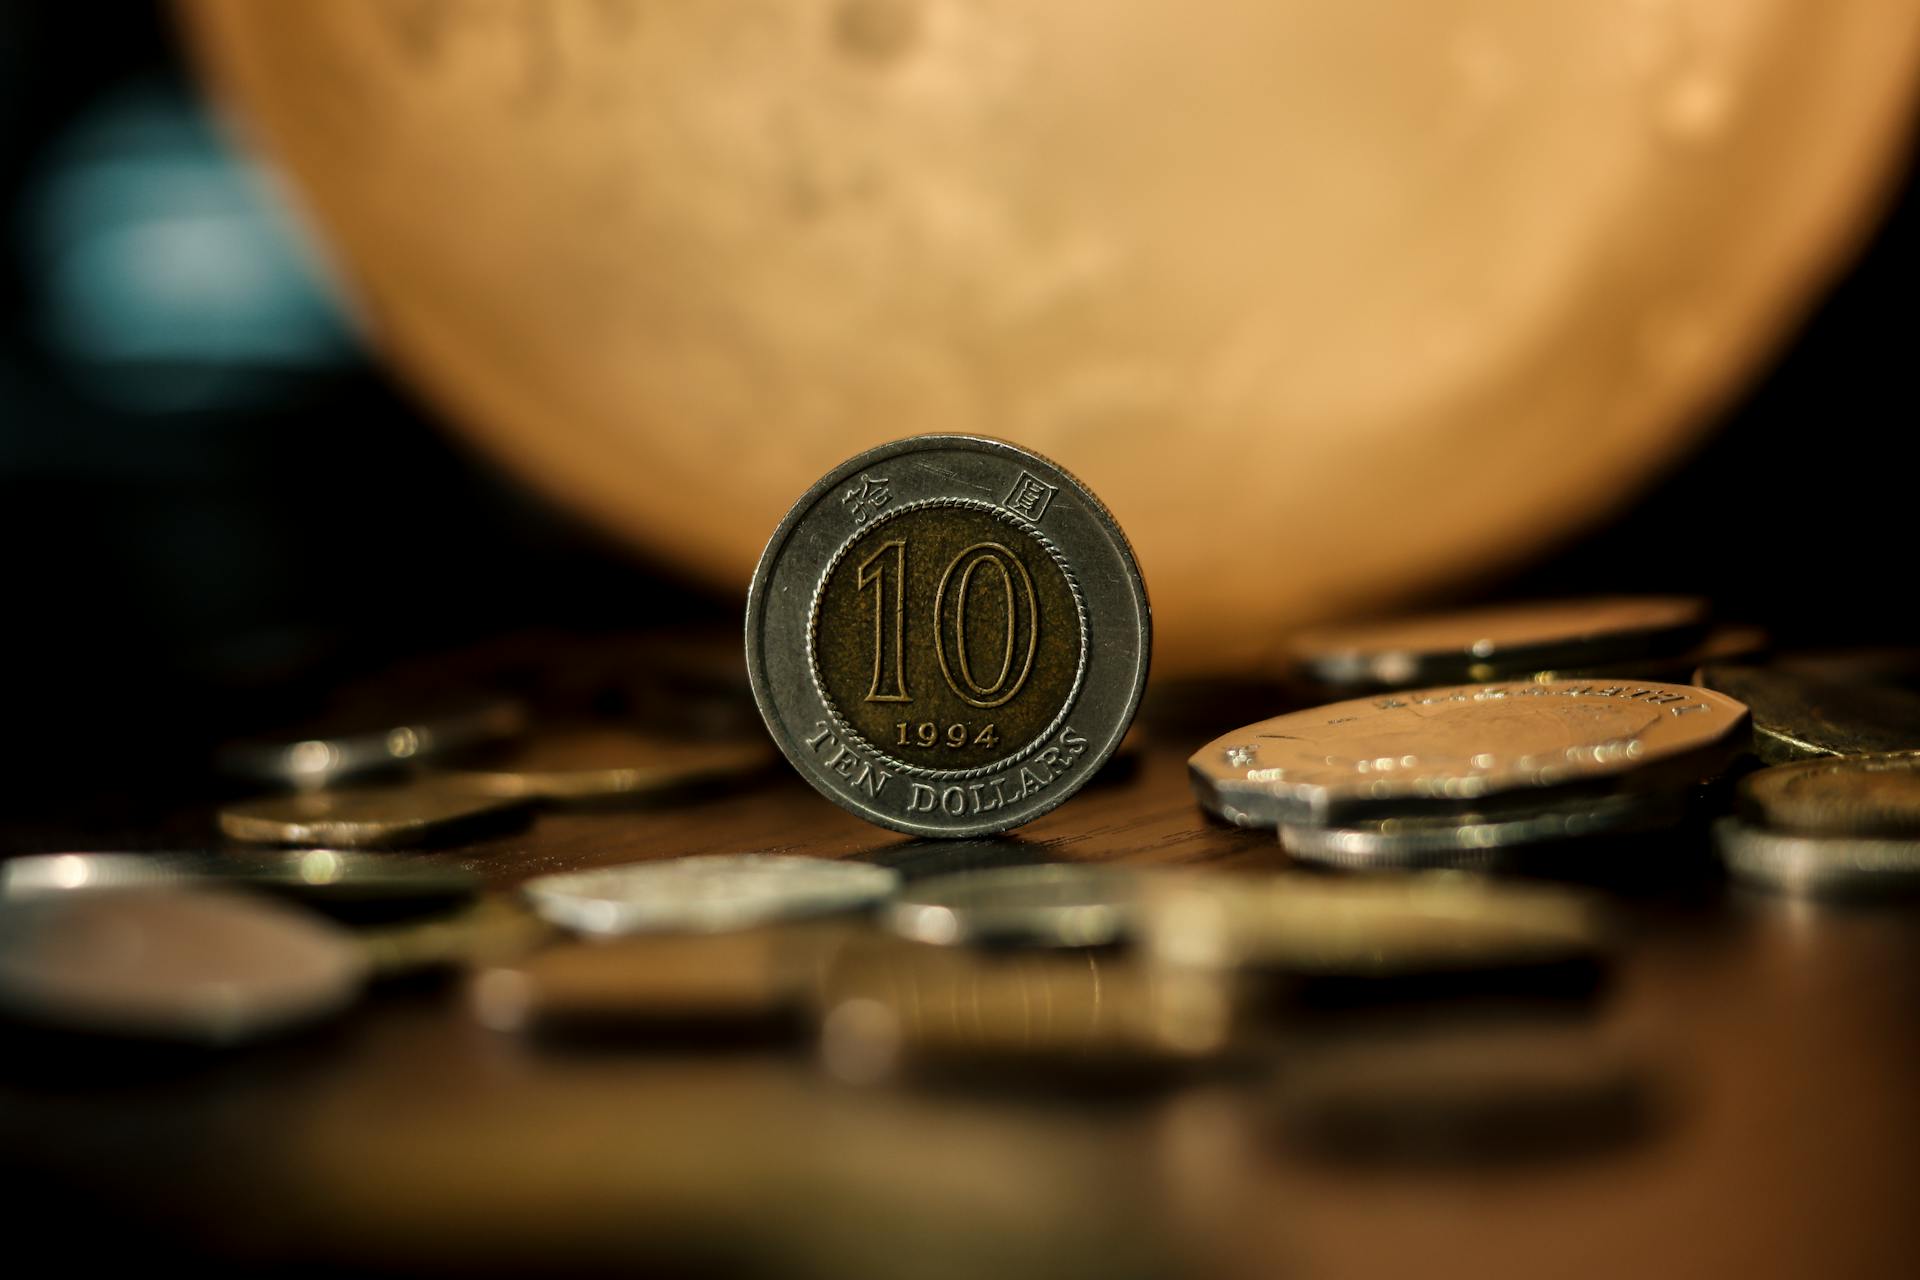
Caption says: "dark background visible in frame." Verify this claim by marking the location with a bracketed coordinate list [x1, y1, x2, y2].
[2, 6, 1913, 824]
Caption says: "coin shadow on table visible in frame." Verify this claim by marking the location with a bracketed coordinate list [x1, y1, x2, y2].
[866, 838, 1060, 883]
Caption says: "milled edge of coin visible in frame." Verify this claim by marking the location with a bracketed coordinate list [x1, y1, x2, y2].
[520, 855, 902, 936]
[745, 434, 1150, 838]
[1278, 790, 1689, 870]
[1713, 817, 1920, 897]
[883, 864, 1143, 948]
[1288, 597, 1710, 690]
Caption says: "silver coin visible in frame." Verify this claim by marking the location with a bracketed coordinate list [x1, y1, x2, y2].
[217, 696, 527, 789]
[1278, 790, 1688, 871]
[1713, 817, 1920, 898]
[1190, 680, 1747, 830]
[521, 855, 901, 936]
[883, 864, 1143, 948]
[2, 850, 478, 907]
[0, 888, 366, 1043]
[745, 435, 1151, 837]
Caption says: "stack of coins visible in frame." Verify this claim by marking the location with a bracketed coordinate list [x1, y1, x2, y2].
[1716, 752, 1920, 898]
[1189, 680, 1749, 868]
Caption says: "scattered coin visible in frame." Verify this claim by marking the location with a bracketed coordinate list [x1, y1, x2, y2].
[520, 855, 900, 936]
[1190, 680, 1748, 830]
[1738, 751, 1920, 838]
[1, 849, 478, 915]
[216, 696, 527, 789]
[360, 895, 554, 977]
[884, 864, 1143, 949]
[1277, 790, 1689, 870]
[1530, 623, 1769, 684]
[1698, 662, 1920, 762]
[1289, 597, 1709, 692]
[817, 944, 1234, 1082]
[1137, 873, 1605, 977]
[433, 726, 774, 804]
[1713, 818, 1920, 899]
[217, 782, 527, 848]
[0, 888, 365, 1044]
[469, 924, 852, 1034]
[1273, 1020, 1653, 1166]
[745, 435, 1150, 837]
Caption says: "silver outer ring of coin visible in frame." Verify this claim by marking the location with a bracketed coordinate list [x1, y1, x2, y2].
[745, 435, 1151, 837]
[521, 855, 901, 936]
[883, 864, 1141, 948]
[1280, 790, 1689, 871]
[1713, 817, 1920, 897]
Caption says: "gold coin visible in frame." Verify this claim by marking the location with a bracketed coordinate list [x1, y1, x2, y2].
[435, 726, 774, 803]
[361, 895, 553, 978]
[1137, 873, 1604, 977]
[1698, 663, 1920, 763]
[1190, 679, 1748, 828]
[1739, 752, 1920, 839]
[218, 782, 525, 848]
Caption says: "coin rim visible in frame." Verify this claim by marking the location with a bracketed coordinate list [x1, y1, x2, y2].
[745, 435, 1151, 837]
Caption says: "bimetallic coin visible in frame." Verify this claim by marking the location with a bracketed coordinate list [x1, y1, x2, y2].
[1698, 662, 1920, 763]
[1739, 752, 1920, 839]
[521, 855, 900, 936]
[0, 888, 365, 1043]
[746, 436, 1150, 838]
[884, 864, 1142, 949]
[1289, 597, 1708, 691]
[1714, 818, 1920, 899]
[1277, 790, 1689, 871]
[1138, 874, 1605, 977]
[1190, 680, 1748, 830]
[218, 782, 526, 848]
[434, 726, 775, 804]
[2, 849, 477, 913]
[216, 696, 527, 789]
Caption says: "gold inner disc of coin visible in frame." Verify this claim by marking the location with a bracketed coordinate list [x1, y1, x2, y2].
[811, 504, 1083, 773]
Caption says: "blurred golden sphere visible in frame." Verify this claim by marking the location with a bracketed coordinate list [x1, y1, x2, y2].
[183, 1, 1919, 672]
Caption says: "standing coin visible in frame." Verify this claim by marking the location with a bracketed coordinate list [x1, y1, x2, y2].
[520, 854, 900, 936]
[0, 888, 365, 1043]
[1190, 680, 1748, 830]
[1288, 597, 1708, 691]
[746, 436, 1150, 837]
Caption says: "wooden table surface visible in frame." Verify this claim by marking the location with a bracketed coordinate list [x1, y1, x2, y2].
[4, 726, 1919, 1278]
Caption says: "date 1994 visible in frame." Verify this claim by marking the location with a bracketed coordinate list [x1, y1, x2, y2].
[897, 722, 999, 749]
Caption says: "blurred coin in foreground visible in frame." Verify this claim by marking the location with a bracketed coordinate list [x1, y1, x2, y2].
[2, 849, 478, 920]
[0, 888, 365, 1044]
[746, 435, 1150, 838]
[884, 863, 1142, 949]
[218, 783, 526, 848]
[1190, 681, 1747, 830]
[1138, 873, 1605, 978]
[1289, 597, 1708, 692]
[434, 725, 774, 804]
[360, 895, 553, 978]
[1274, 1021, 1654, 1166]
[817, 943, 1233, 1083]
[216, 696, 527, 789]
[1698, 663, 1920, 763]
[521, 855, 899, 936]
[1739, 751, 1920, 838]
[1277, 790, 1689, 871]
[1714, 818, 1920, 900]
